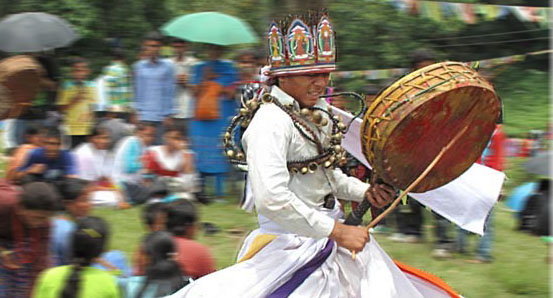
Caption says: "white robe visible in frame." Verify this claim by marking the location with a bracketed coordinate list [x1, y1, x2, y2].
[73, 142, 120, 206]
[168, 87, 461, 298]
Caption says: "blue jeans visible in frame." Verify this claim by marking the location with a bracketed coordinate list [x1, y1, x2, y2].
[457, 209, 494, 261]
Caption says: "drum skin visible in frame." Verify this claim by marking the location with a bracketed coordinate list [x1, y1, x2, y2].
[0, 55, 43, 119]
[361, 62, 500, 193]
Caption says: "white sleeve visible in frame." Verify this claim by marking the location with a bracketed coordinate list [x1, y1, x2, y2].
[331, 168, 369, 202]
[244, 106, 335, 239]
[73, 147, 94, 181]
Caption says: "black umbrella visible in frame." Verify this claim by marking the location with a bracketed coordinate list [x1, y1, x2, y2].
[524, 151, 551, 177]
[0, 12, 78, 53]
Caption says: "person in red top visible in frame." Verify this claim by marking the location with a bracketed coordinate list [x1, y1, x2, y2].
[143, 126, 199, 201]
[165, 200, 215, 279]
[479, 124, 506, 171]
[0, 181, 61, 298]
[143, 126, 195, 178]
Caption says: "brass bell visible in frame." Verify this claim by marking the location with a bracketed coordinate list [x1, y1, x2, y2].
[333, 145, 342, 152]
[240, 120, 250, 128]
[239, 108, 249, 116]
[308, 162, 318, 173]
[329, 156, 336, 163]
[248, 100, 259, 110]
[320, 118, 328, 127]
[312, 111, 322, 123]
[324, 161, 332, 168]
[226, 150, 235, 158]
[301, 167, 309, 175]
[290, 167, 299, 174]
[332, 133, 342, 142]
[236, 152, 244, 160]
[300, 108, 311, 117]
[224, 132, 231, 139]
[262, 93, 273, 103]
[337, 122, 346, 131]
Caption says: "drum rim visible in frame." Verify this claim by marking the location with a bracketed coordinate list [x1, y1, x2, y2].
[361, 61, 499, 191]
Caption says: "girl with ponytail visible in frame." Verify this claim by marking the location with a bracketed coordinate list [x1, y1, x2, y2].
[124, 231, 190, 298]
[32, 216, 121, 298]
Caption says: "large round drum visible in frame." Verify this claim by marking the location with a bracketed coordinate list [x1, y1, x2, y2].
[0, 55, 43, 119]
[361, 62, 500, 193]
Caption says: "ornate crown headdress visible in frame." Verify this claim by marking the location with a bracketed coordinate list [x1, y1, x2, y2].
[267, 11, 336, 77]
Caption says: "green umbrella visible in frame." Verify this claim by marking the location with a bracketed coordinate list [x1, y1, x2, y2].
[162, 12, 258, 46]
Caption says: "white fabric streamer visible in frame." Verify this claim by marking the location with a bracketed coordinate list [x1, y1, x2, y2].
[332, 106, 505, 235]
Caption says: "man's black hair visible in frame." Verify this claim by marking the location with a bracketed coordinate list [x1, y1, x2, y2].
[44, 126, 62, 140]
[166, 200, 197, 237]
[144, 31, 164, 43]
[164, 125, 181, 135]
[409, 48, 435, 69]
[20, 182, 61, 211]
[171, 38, 186, 44]
[137, 121, 157, 132]
[24, 123, 41, 137]
[55, 177, 91, 202]
[111, 47, 125, 60]
[142, 202, 168, 228]
[71, 57, 88, 67]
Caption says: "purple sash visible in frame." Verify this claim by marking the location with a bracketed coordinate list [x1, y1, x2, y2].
[267, 240, 335, 298]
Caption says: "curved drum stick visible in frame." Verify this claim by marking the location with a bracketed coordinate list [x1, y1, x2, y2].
[352, 125, 469, 259]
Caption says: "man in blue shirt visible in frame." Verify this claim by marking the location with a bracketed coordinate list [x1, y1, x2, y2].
[133, 31, 176, 145]
[17, 127, 77, 183]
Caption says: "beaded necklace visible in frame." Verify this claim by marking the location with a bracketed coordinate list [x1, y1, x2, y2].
[223, 91, 351, 175]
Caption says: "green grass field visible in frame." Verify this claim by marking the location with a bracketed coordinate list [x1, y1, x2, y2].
[2, 64, 548, 296]
[92, 156, 550, 298]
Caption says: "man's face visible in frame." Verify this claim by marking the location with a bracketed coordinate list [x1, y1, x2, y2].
[65, 189, 92, 219]
[19, 208, 53, 229]
[164, 130, 182, 151]
[44, 137, 61, 159]
[172, 42, 186, 56]
[143, 40, 162, 59]
[238, 54, 257, 77]
[91, 131, 110, 150]
[27, 134, 43, 147]
[279, 73, 330, 108]
[71, 62, 90, 82]
[139, 126, 156, 146]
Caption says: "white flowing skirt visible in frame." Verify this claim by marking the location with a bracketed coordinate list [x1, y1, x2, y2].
[168, 222, 460, 298]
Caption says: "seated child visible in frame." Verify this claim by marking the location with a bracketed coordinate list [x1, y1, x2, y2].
[123, 231, 190, 298]
[49, 178, 131, 276]
[132, 202, 169, 276]
[73, 125, 128, 208]
[16, 127, 77, 183]
[166, 200, 215, 279]
[32, 216, 121, 298]
[0, 182, 60, 298]
[5, 124, 43, 183]
[143, 126, 199, 201]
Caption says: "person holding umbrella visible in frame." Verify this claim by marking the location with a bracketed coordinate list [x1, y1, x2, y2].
[0, 12, 78, 152]
[186, 44, 238, 202]
[162, 12, 255, 202]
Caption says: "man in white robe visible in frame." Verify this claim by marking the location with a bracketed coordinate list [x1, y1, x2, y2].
[170, 15, 463, 298]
